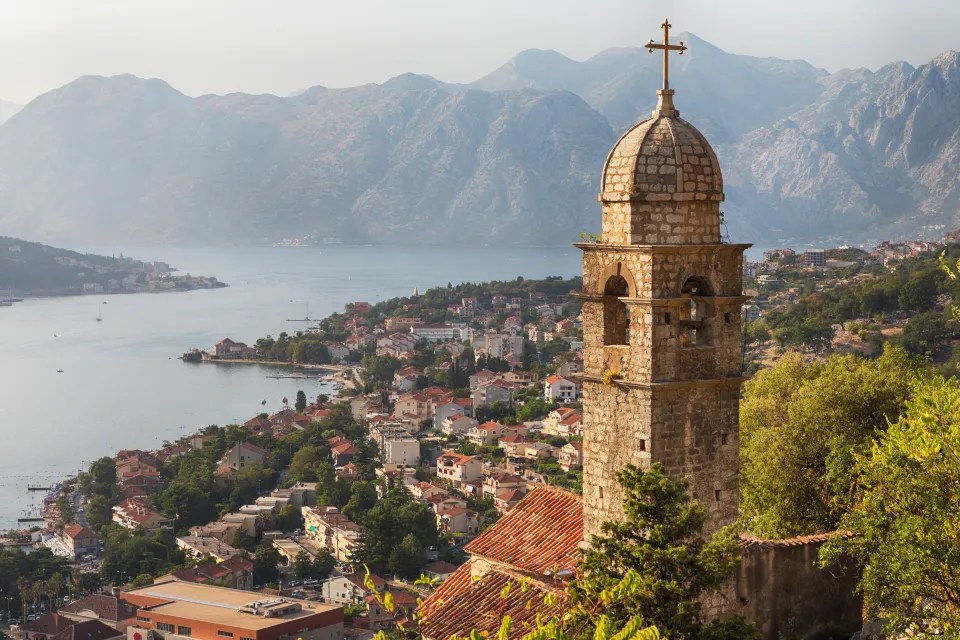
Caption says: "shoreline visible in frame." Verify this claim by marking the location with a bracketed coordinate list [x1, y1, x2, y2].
[4, 283, 228, 300]
[185, 357, 350, 373]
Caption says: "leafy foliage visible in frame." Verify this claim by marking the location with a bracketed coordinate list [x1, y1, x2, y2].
[739, 346, 922, 537]
[821, 375, 960, 636]
[571, 464, 748, 639]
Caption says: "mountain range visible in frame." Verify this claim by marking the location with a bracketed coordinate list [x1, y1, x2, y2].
[0, 33, 957, 247]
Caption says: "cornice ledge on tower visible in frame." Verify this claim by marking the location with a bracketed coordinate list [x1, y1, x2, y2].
[579, 375, 748, 389]
[573, 242, 753, 252]
[572, 292, 752, 305]
[598, 191, 725, 204]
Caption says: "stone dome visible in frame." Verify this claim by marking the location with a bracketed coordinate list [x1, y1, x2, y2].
[600, 97, 723, 203]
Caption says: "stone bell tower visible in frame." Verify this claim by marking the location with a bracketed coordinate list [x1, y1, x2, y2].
[578, 19, 750, 539]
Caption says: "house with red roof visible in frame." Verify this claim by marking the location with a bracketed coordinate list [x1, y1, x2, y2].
[164, 555, 253, 590]
[119, 470, 162, 496]
[112, 498, 174, 531]
[468, 369, 498, 391]
[472, 380, 519, 410]
[58, 594, 138, 630]
[559, 442, 584, 471]
[213, 338, 256, 359]
[440, 413, 477, 437]
[419, 486, 582, 640]
[493, 488, 526, 514]
[543, 407, 583, 437]
[482, 472, 528, 500]
[543, 374, 579, 402]
[435, 451, 483, 488]
[217, 442, 268, 476]
[60, 523, 100, 559]
[465, 421, 527, 446]
[394, 392, 432, 422]
[434, 397, 473, 425]
[437, 506, 480, 536]
[331, 441, 359, 466]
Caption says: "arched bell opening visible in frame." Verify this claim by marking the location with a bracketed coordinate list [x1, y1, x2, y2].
[602, 274, 631, 346]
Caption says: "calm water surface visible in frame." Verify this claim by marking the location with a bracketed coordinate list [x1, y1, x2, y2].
[0, 244, 581, 528]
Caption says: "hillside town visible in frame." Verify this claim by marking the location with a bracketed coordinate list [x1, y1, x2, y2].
[1, 277, 589, 639]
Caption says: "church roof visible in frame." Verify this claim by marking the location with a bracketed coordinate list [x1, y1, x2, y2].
[464, 485, 582, 574]
[600, 112, 723, 203]
[418, 564, 565, 640]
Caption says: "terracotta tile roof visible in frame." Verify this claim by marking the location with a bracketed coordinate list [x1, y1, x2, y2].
[332, 442, 358, 455]
[465, 486, 582, 574]
[220, 555, 254, 571]
[437, 452, 478, 467]
[21, 612, 73, 636]
[60, 595, 138, 623]
[739, 530, 856, 550]
[422, 560, 461, 576]
[53, 619, 122, 640]
[62, 523, 97, 540]
[419, 565, 565, 640]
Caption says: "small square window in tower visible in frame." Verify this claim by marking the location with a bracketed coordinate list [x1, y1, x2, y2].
[679, 276, 711, 347]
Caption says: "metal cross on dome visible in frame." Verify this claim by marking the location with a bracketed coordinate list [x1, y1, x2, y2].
[646, 18, 686, 91]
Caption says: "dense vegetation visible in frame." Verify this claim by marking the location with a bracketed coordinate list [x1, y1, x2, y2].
[751, 247, 960, 362]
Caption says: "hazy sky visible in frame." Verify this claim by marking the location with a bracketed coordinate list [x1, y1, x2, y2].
[1, 0, 958, 104]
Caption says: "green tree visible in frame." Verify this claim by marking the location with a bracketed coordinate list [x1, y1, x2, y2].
[821, 375, 960, 636]
[232, 530, 256, 553]
[276, 504, 303, 533]
[387, 534, 425, 579]
[295, 390, 307, 413]
[897, 268, 941, 312]
[899, 310, 954, 358]
[739, 346, 920, 538]
[571, 464, 753, 640]
[310, 549, 335, 581]
[85, 495, 113, 533]
[292, 551, 312, 580]
[289, 445, 325, 483]
[342, 481, 378, 522]
[353, 485, 438, 572]
[44, 573, 64, 611]
[253, 541, 282, 585]
[88, 457, 117, 499]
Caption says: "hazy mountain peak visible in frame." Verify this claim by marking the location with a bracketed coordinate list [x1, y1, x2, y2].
[379, 72, 450, 92]
[1, 40, 959, 248]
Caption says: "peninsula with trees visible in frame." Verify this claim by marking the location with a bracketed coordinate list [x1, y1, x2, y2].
[0, 236, 225, 299]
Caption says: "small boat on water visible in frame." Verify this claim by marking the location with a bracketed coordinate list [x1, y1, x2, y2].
[57, 369, 64, 373]
[96, 303, 103, 322]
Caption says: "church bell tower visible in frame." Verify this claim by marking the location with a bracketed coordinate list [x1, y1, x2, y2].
[578, 19, 750, 538]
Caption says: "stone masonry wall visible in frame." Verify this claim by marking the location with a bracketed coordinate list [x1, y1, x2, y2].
[735, 541, 863, 640]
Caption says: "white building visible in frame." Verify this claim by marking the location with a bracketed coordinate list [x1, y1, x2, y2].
[543, 375, 579, 402]
[383, 438, 420, 467]
[409, 324, 473, 343]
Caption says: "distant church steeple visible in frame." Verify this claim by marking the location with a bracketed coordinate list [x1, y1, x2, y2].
[576, 18, 750, 538]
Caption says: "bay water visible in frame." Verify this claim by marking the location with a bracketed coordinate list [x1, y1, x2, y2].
[0, 244, 582, 529]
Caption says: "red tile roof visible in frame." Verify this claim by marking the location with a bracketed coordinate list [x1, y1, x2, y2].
[53, 619, 121, 640]
[465, 486, 582, 574]
[60, 594, 138, 622]
[419, 565, 565, 640]
[739, 530, 856, 550]
[62, 523, 98, 540]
